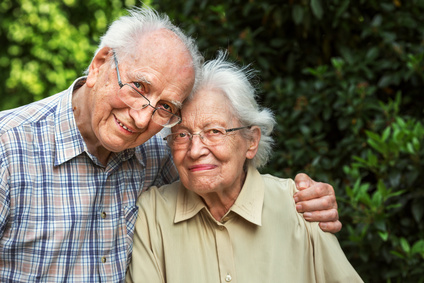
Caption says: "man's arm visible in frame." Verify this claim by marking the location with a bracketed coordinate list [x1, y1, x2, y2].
[0, 166, 10, 239]
[293, 173, 342, 233]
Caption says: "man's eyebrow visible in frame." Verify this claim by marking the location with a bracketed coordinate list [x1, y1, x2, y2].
[130, 72, 152, 85]
[130, 72, 183, 109]
[172, 100, 183, 109]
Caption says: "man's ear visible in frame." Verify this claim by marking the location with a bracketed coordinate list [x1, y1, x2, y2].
[246, 126, 261, 160]
[86, 47, 112, 88]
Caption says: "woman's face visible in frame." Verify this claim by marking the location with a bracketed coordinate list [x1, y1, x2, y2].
[171, 88, 258, 198]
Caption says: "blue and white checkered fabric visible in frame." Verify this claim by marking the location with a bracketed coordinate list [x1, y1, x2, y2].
[0, 78, 178, 282]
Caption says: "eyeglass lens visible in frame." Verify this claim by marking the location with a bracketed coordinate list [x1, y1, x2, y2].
[118, 84, 181, 127]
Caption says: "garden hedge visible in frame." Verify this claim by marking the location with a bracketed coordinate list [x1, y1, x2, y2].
[1, 0, 423, 281]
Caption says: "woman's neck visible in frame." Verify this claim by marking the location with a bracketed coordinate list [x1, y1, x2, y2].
[201, 170, 247, 221]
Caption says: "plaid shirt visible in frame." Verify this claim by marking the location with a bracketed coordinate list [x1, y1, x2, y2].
[0, 78, 178, 282]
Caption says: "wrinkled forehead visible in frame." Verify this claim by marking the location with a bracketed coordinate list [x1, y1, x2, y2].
[175, 88, 238, 131]
[135, 29, 194, 79]
[121, 29, 196, 104]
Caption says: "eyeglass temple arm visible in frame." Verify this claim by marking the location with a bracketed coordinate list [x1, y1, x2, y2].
[225, 125, 252, 133]
[112, 51, 124, 88]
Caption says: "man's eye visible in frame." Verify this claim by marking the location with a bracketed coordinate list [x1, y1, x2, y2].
[133, 82, 145, 92]
[157, 102, 177, 114]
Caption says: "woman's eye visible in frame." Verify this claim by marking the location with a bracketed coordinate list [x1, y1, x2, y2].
[206, 128, 224, 135]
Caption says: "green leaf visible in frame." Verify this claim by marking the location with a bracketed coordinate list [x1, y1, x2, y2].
[412, 137, 420, 151]
[310, 0, 324, 19]
[371, 191, 383, 208]
[411, 240, 424, 256]
[386, 189, 405, 199]
[390, 250, 405, 259]
[378, 231, 389, 241]
[366, 47, 379, 61]
[396, 117, 406, 127]
[374, 219, 386, 231]
[400, 237, 411, 254]
[412, 201, 424, 223]
[376, 179, 388, 197]
[365, 130, 381, 142]
[407, 142, 415, 154]
[292, 5, 304, 25]
[382, 127, 391, 142]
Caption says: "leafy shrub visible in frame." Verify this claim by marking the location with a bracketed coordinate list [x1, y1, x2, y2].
[1, 0, 424, 281]
[154, 0, 424, 281]
[342, 102, 424, 282]
[0, 0, 133, 110]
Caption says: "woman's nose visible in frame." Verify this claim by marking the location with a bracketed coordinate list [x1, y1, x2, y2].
[187, 134, 208, 158]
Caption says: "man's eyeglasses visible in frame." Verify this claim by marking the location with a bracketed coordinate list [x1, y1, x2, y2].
[113, 51, 182, 128]
[164, 125, 252, 148]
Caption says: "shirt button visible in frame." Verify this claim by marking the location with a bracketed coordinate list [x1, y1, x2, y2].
[101, 212, 107, 219]
[225, 274, 232, 282]
[101, 256, 107, 263]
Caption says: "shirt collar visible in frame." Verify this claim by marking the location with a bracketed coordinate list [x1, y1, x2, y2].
[174, 165, 264, 226]
[54, 77, 88, 166]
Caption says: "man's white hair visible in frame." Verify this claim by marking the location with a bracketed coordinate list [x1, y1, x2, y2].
[86, 6, 203, 95]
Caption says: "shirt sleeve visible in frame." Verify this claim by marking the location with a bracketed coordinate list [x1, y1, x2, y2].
[0, 165, 10, 239]
[308, 221, 364, 282]
[154, 149, 179, 188]
[126, 189, 165, 283]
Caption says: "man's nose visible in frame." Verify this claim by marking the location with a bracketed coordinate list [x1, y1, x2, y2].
[129, 106, 155, 129]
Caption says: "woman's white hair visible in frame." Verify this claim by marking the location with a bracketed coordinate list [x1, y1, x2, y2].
[86, 6, 203, 94]
[191, 51, 276, 169]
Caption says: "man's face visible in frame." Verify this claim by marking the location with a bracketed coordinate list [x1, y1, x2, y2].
[85, 29, 195, 154]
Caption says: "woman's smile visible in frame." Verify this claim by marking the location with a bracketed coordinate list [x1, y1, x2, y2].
[188, 164, 217, 172]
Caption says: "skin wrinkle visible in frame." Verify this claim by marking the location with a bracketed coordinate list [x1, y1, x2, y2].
[172, 88, 260, 221]
[72, 28, 195, 165]
[126, 71, 183, 110]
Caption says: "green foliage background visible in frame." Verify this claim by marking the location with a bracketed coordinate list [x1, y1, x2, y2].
[1, 0, 424, 281]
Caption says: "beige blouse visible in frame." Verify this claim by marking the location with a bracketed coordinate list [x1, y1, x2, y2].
[127, 166, 363, 283]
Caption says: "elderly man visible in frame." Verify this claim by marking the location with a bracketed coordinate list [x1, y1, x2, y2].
[0, 6, 339, 282]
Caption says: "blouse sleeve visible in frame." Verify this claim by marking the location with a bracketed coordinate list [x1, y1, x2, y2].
[126, 188, 165, 283]
[307, 221, 364, 283]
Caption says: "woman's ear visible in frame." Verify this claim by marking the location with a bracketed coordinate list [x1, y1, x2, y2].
[86, 47, 112, 88]
[246, 126, 261, 160]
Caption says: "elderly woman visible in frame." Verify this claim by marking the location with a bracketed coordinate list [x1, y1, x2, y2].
[127, 53, 362, 282]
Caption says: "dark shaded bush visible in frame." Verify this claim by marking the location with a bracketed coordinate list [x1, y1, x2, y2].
[1, 0, 424, 281]
[153, 0, 424, 281]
